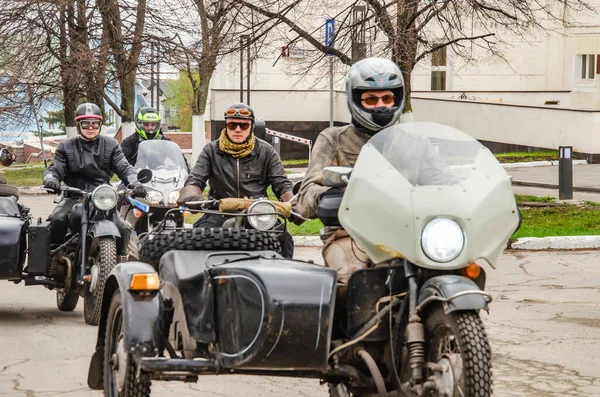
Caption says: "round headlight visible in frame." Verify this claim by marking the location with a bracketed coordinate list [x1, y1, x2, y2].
[168, 189, 180, 205]
[145, 190, 163, 205]
[248, 200, 278, 231]
[421, 217, 465, 263]
[91, 185, 118, 211]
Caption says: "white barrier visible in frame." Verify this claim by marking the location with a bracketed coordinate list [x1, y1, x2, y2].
[265, 128, 313, 161]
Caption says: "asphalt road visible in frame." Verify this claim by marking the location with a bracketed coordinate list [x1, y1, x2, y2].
[0, 195, 599, 396]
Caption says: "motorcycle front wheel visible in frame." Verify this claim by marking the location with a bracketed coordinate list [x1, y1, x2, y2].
[104, 289, 151, 397]
[84, 237, 117, 325]
[424, 306, 492, 397]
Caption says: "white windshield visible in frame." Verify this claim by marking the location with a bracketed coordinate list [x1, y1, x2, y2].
[135, 140, 187, 171]
[368, 122, 485, 186]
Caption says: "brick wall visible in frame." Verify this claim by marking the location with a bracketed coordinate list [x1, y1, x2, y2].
[163, 133, 192, 149]
[24, 144, 54, 163]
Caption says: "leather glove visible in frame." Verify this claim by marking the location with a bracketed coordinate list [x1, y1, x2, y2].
[43, 178, 60, 193]
[130, 183, 147, 198]
[177, 185, 204, 208]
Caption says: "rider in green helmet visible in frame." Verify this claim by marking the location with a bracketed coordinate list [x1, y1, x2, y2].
[121, 106, 188, 168]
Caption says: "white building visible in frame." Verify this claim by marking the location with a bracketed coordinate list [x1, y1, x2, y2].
[207, 1, 600, 160]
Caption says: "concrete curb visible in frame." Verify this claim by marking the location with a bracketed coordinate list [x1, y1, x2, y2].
[501, 160, 588, 168]
[509, 236, 600, 250]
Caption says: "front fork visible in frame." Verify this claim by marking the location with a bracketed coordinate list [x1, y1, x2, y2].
[401, 261, 438, 396]
[78, 198, 90, 285]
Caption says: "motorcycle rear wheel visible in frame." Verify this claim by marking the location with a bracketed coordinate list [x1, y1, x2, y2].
[424, 306, 492, 397]
[104, 289, 151, 397]
[84, 237, 117, 325]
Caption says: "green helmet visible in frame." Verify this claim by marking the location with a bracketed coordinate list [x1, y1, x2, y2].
[135, 106, 162, 140]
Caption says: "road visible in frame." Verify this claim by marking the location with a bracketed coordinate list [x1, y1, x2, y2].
[0, 195, 599, 396]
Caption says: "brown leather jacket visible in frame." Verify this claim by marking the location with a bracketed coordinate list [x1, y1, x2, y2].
[296, 124, 371, 218]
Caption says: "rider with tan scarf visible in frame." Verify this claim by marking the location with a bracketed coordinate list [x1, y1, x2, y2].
[177, 103, 296, 257]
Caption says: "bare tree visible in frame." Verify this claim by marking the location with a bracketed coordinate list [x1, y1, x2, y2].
[238, 0, 595, 111]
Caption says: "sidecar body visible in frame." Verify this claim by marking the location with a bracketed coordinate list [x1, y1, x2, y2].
[0, 196, 28, 281]
[88, 249, 338, 388]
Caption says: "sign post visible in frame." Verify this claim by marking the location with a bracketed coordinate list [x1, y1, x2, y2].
[325, 19, 335, 128]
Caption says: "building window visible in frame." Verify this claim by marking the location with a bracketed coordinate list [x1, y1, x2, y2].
[431, 46, 447, 90]
[579, 54, 596, 80]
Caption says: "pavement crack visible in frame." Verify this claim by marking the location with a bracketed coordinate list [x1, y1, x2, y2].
[1, 359, 29, 372]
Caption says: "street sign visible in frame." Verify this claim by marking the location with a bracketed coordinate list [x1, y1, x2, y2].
[325, 19, 335, 56]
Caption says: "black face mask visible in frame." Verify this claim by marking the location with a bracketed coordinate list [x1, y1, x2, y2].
[368, 106, 398, 127]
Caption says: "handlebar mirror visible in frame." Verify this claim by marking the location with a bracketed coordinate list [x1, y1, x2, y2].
[137, 169, 153, 184]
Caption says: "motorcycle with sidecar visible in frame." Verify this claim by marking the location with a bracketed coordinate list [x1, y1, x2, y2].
[87, 122, 519, 397]
[0, 180, 140, 326]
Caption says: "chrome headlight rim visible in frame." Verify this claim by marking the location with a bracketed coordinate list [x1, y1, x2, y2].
[421, 217, 465, 263]
[91, 185, 118, 211]
[145, 189, 164, 206]
[247, 200, 278, 231]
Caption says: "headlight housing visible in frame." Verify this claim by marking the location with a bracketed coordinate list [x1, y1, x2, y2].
[91, 185, 118, 211]
[248, 200, 278, 231]
[421, 217, 465, 263]
[168, 189, 180, 205]
[145, 190, 163, 205]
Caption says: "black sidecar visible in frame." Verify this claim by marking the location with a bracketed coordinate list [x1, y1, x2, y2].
[88, 246, 337, 395]
[0, 195, 29, 281]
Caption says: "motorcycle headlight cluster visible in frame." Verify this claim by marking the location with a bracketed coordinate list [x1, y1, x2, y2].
[248, 200, 278, 231]
[91, 185, 118, 211]
[421, 217, 465, 263]
[145, 190, 163, 205]
[168, 189, 180, 205]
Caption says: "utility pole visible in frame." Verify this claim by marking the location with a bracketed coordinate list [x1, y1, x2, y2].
[240, 35, 246, 103]
[150, 44, 154, 107]
[326, 19, 335, 127]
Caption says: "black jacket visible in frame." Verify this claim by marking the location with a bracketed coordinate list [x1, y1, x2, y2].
[120, 133, 189, 170]
[186, 137, 292, 200]
[43, 135, 137, 192]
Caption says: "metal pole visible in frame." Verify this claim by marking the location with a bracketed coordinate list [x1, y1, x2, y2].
[27, 85, 47, 167]
[247, 36, 251, 106]
[150, 44, 154, 107]
[558, 146, 573, 200]
[156, 51, 160, 113]
[240, 36, 244, 103]
[329, 57, 334, 127]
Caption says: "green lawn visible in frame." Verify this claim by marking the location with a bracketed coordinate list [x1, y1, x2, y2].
[514, 194, 556, 203]
[3, 166, 44, 187]
[495, 150, 579, 163]
[513, 204, 600, 239]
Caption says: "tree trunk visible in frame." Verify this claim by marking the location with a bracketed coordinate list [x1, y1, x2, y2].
[120, 67, 136, 124]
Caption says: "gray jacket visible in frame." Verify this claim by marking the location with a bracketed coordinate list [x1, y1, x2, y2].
[185, 137, 293, 200]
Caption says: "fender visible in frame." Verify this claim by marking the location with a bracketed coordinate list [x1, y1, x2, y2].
[417, 275, 489, 314]
[87, 262, 163, 390]
[88, 219, 120, 239]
